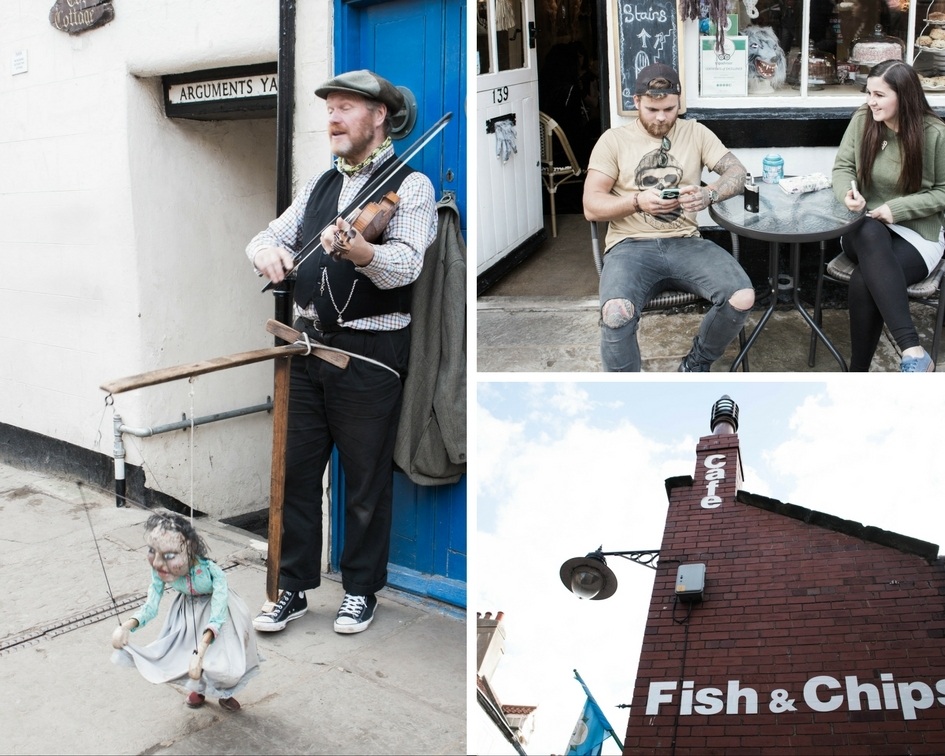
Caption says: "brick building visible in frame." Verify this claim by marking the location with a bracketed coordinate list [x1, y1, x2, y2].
[625, 397, 945, 755]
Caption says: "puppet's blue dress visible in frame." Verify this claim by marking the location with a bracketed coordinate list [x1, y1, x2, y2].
[111, 557, 261, 699]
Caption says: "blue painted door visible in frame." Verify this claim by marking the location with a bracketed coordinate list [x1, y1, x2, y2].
[336, 0, 467, 228]
[330, 0, 467, 608]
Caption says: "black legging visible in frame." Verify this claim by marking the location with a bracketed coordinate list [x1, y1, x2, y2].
[841, 218, 929, 371]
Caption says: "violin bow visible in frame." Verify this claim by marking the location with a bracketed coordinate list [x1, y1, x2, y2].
[261, 111, 453, 293]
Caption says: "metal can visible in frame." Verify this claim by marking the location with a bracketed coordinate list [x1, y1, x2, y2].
[762, 154, 784, 184]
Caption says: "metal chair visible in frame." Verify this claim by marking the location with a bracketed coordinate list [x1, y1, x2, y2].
[809, 251, 945, 366]
[539, 111, 583, 238]
[590, 221, 749, 369]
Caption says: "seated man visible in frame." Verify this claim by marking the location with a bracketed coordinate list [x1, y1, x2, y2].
[583, 63, 754, 372]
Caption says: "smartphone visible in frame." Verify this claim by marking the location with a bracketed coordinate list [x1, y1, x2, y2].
[851, 180, 858, 195]
[660, 188, 680, 200]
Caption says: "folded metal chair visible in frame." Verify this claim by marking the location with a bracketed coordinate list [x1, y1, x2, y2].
[539, 111, 583, 238]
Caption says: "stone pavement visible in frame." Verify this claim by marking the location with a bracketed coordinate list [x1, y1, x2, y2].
[477, 295, 941, 372]
[0, 462, 465, 755]
[477, 212, 942, 373]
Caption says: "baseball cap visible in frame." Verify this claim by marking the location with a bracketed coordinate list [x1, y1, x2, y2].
[315, 69, 405, 116]
[634, 63, 682, 96]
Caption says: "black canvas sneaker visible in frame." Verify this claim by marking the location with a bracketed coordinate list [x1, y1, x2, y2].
[333, 593, 377, 634]
[252, 590, 307, 632]
[677, 353, 712, 372]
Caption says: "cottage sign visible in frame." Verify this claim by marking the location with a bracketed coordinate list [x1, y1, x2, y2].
[49, 0, 115, 35]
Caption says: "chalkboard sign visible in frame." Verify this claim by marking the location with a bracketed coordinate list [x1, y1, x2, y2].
[613, 0, 684, 115]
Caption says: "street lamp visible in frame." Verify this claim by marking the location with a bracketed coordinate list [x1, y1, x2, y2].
[559, 547, 660, 600]
[560, 397, 737, 604]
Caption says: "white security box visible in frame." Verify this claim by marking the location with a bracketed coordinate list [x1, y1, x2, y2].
[675, 563, 706, 603]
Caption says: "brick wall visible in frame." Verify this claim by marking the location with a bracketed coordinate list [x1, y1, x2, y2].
[625, 431, 945, 755]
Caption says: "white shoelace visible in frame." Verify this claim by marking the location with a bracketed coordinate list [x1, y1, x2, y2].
[338, 594, 366, 616]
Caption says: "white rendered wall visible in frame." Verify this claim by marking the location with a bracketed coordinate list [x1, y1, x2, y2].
[0, 1, 337, 519]
[292, 0, 335, 194]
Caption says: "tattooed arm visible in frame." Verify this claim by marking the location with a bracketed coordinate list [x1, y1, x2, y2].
[680, 150, 748, 213]
[709, 151, 748, 201]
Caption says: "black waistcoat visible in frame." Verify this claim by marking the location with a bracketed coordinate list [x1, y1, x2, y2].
[294, 156, 415, 327]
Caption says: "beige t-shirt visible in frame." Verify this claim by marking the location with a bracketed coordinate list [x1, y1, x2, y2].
[588, 118, 730, 251]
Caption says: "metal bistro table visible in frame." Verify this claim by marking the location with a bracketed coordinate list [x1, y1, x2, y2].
[709, 179, 865, 372]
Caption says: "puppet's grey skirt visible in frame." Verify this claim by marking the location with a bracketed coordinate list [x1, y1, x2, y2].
[111, 590, 262, 699]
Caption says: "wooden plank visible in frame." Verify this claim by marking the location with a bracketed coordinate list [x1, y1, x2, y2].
[266, 318, 304, 344]
[100, 344, 312, 395]
[265, 319, 350, 369]
[100, 330, 348, 395]
[266, 355, 291, 602]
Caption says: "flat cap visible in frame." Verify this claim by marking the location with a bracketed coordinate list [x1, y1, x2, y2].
[315, 69, 405, 116]
[634, 63, 682, 96]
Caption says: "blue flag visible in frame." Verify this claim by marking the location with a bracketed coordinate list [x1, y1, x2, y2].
[565, 670, 622, 755]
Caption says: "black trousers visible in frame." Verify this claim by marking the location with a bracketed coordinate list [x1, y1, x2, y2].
[842, 218, 928, 371]
[278, 324, 409, 597]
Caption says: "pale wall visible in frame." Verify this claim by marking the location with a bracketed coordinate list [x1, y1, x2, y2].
[0, 1, 332, 518]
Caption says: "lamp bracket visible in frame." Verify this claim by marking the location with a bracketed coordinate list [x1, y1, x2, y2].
[599, 549, 660, 570]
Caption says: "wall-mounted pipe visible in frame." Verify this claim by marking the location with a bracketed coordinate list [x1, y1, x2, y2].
[111, 398, 273, 507]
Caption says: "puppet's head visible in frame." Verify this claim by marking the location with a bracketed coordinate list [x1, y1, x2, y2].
[744, 25, 787, 93]
[144, 512, 209, 582]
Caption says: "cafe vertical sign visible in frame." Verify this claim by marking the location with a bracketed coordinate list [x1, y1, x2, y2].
[49, 0, 115, 35]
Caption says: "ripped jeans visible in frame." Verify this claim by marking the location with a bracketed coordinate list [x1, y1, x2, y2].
[599, 236, 752, 372]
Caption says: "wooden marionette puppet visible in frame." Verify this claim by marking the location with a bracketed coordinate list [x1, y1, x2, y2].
[110, 512, 262, 711]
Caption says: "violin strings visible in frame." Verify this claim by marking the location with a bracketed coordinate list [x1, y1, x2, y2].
[289, 112, 451, 273]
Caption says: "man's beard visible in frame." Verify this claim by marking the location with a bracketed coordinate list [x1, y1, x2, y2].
[332, 121, 377, 161]
[640, 117, 672, 139]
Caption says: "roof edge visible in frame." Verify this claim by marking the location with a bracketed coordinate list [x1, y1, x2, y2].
[736, 489, 941, 561]
[665, 475, 694, 498]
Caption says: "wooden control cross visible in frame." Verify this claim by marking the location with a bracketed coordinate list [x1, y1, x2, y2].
[99, 320, 348, 602]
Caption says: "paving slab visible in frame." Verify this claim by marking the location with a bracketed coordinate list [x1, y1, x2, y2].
[477, 295, 935, 373]
[0, 463, 465, 756]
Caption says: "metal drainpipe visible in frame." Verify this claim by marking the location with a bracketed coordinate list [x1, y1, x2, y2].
[272, 0, 297, 333]
[113, 413, 126, 508]
[110, 399, 274, 507]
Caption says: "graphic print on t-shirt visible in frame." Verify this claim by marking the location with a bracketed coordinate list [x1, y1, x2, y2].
[635, 147, 684, 230]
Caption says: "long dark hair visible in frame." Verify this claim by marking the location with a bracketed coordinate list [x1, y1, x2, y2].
[859, 60, 934, 194]
[145, 512, 209, 564]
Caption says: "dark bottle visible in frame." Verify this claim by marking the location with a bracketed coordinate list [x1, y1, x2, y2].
[744, 173, 759, 213]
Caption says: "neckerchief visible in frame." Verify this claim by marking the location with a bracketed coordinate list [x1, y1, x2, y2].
[336, 136, 393, 176]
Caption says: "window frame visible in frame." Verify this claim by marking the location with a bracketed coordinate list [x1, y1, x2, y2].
[680, 2, 945, 109]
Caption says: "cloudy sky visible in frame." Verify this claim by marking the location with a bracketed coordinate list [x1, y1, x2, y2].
[473, 378, 945, 755]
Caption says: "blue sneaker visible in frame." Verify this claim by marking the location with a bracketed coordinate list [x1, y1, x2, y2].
[900, 351, 934, 372]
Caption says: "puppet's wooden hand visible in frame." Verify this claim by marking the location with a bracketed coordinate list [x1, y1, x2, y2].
[188, 630, 215, 680]
[111, 619, 138, 649]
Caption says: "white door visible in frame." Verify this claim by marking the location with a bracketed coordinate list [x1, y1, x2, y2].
[476, 0, 542, 276]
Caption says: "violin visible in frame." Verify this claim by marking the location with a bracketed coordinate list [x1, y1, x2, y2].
[260, 111, 451, 292]
[331, 191, 400, 258]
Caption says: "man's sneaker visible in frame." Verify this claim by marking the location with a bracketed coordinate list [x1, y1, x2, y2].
[252, 590, 307, 632]
[333, 593, 377, 634]
[900, 351, 934, 372]
[677, 354, 712, 372]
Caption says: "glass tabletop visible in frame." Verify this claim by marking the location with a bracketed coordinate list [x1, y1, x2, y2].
[709, 180, 866, 244]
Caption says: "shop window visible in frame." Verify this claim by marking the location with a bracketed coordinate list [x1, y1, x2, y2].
[689, 0, 945, 102]
[477, 0, 526, 74]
